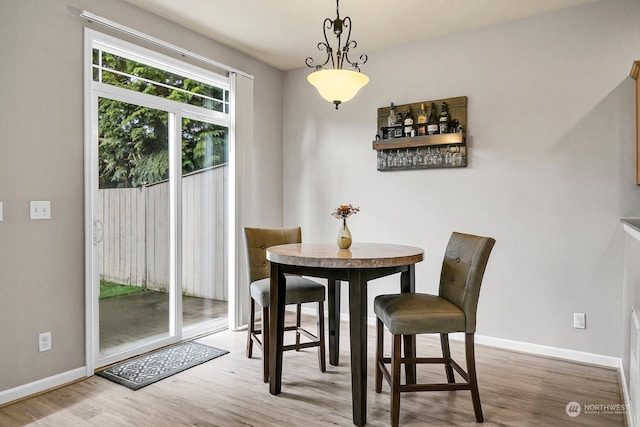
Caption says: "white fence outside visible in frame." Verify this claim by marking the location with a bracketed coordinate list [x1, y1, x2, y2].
[98, 164, 228, 301]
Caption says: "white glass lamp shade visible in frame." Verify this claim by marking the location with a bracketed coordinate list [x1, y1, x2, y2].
[307, 69, 369, 107]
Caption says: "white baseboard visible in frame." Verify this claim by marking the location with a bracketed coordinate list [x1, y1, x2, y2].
[0, 367, 87, 406]
[619, 363, 634, 427]
[463, 334, 621, 369]
[300, 306, 622, 369]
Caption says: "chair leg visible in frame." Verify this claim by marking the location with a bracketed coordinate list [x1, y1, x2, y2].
[466, 333, 484, 423]
[440, 333, 455, 383]
[262, 307, 270, 383]
[317, 301, 326, 372]
[375, 318, 384, 393]
[390, 334, 402, 427]
[295, 303, 302, 351]
[402, 334, 416, 385]
[246, 298, 256, 358]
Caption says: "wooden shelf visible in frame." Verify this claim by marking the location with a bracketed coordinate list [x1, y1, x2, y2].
[372, 133, 464, 150]
[373, 96, 468, 171]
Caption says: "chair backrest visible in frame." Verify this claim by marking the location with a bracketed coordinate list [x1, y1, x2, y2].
[438, 232, 496, 333]
[243, 227, 303, 283]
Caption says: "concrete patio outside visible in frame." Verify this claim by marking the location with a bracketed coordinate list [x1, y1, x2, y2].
[99, 291, 228, 357]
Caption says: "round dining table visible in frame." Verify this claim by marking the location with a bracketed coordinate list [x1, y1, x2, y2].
[266, 242, 424, 426]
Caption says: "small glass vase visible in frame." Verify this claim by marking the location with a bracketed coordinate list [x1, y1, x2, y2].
[337, 218, 352, 249]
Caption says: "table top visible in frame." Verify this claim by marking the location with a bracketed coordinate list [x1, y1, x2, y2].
[266, 242, 424, 269]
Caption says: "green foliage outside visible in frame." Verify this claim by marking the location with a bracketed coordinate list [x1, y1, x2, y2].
[100, 279, 146, 299]
[97, 50, 228, 189]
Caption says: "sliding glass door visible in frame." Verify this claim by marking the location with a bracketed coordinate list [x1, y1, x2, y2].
[180, 117, 229, 337]
[85, 30, 231, 369]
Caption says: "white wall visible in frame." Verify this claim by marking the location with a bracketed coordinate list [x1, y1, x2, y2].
[0, 0, 283, 394]
[283, 0, 640, 358]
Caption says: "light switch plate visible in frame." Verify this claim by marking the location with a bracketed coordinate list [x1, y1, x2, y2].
[30, 201, 51, 220]
[0, 201, 3, 221]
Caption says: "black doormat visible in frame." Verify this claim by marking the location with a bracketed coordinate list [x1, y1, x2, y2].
[97, 341, 228, 390]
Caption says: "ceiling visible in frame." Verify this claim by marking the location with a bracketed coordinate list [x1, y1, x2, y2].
[123, 0, 596, 71]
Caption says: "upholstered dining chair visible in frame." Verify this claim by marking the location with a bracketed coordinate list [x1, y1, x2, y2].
[243, 227, 326, 382]
[374, 232, 496, 426]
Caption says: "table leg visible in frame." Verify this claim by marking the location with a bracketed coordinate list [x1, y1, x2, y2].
[401, 264, 417, 385]
[269, 263, 285, 395]
[327, 278, 340, 366]
[348, 270, 367, 427]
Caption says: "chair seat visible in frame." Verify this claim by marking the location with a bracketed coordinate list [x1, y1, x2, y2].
[250, 275, 325, 308]
[374, 293, 465, 335]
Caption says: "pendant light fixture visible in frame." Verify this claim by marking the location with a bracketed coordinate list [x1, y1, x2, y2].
[305, 0, 369, 109]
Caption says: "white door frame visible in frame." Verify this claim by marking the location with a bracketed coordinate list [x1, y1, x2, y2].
[83, 29, 233, 373]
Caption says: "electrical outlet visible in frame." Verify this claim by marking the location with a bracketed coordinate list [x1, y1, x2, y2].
[39, 332, 51, 352]
[573, 313, 586, 329]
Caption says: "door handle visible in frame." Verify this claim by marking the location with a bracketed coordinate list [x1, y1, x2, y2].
[94, 219, 104, 245]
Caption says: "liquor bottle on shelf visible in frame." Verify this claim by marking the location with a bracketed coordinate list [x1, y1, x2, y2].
[417, 103, 427, 136]
[387, 103, 396, 139]
[388, 102, 396, 127]
[450, 119, 460, 134]
[427, 102, 439, 135]
[439, 102, 449, 134]
[404, 108, 414, 137]
[395, 112, 403, 138]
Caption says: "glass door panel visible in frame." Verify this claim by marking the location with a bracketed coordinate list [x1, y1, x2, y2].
[97, 97, 172, 358]
[181, 117, 229, 336]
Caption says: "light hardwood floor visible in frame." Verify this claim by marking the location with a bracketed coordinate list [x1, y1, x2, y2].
[0, 315, 626, 426]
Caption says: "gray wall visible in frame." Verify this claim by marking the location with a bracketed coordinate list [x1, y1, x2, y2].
[0, 0, 283, 392]
[283, 0, 640, 358]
